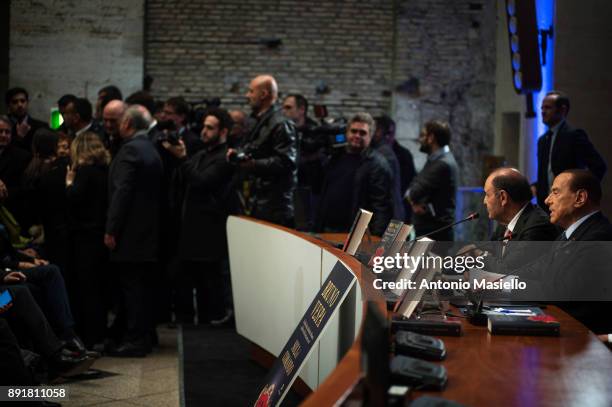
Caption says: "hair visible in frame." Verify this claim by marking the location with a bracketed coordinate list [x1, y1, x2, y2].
[0, 115, 10, 127]
[58, 132, 71, 145]
[424, 120, 451, 147]
[491, 169, 533, 204]
[71, 131, 110, 169]
[5, 87, 28, 106]
[73, 98, 93, 123]
[125, 91, 156, 115]
[123, 105, 153, 131]
[98, 85, 123, 111]
[546, 90, 571, 114]
[563, 169, 602, 204]
[24, 128, 59, 181]
[375, 115, 396, 138]
[57, 94, 78, 109]
[286, 94, 308, 115]
[204, 107, 234, 133]
[165, 96, 190, 117]
[348, 112, 376, 136]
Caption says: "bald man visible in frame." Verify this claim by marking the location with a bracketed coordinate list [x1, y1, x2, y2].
[478, 167, 558, 271]
[103, 100, 126, 156]
[227, 75, 297, 227]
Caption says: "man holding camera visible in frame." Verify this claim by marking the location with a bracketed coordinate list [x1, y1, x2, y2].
[227, 75, 298, 228]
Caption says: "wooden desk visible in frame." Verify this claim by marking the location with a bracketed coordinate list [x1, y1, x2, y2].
[305, 302, 612, 406]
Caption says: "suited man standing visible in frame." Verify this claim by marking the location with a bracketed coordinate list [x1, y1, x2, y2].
[406, 120, 459, 241]
[5, 87, 48, 151]
[481, 167, 558, 271]
[163, 107, 235, 324]
[536, 91, 607, 209]
[105, 105, 163, 356]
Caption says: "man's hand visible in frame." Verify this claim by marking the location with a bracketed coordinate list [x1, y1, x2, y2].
[16, 120, 30, 139]
[104, 233, 116, 250]
[3, 271, 26, 284]
[226, 148, 237, 162]
[162, 139, 187, 159]
[238, 158, 255, 169]
[0, 179, 8, 201]
[66, 165, 76, 187]
[19, 248, 39, 258]
[17, 262, 35, 270]
[411, 202, 427, 215]
[33, 258, 49, 266]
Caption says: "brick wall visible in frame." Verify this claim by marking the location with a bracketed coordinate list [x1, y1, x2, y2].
[9, 0, 144, 120]
[146, 0, 395, 117]
[146, 0, 496, 185]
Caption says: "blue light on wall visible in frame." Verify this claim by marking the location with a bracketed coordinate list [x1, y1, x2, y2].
[529, 0, 555, 176]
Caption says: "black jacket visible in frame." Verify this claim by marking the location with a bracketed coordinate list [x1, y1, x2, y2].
[239, 106, 297, 227]
[536, 121, 607, 208]
[317, 148, 394, 236]
[106, 132, 164, 262]
[9, 114, 48, 152]
[66, 163, 108, 233]
[0, 145, 31, 227]
[408, 149, 458, 239]
[178, 142, 234, 261]
[483, 203, 559, 272]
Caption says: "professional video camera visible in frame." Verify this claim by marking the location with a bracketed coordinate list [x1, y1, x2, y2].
[300, 104, 347, 155]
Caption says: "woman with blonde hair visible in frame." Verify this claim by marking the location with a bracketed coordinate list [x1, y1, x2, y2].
[65, 131, 110, 348]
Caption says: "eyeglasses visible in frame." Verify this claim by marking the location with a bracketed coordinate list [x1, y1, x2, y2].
[0, 129, 11, 134]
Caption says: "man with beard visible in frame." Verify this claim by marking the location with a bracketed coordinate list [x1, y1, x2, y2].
[162, 107, 234, 324]
[227, 75, 297, 227]
[405, 120, 458, 241]
[5, 87, 48, 151]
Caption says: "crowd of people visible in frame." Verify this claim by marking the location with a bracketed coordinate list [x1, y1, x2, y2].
[0, 72, 609, 389]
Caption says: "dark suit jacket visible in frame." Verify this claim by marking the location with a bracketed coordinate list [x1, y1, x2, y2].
[408, 149, 458, 240]
[536, 121, 607, 207]
[106, 132, 163, 262]
[0, 145, 32, 226]
[9, 115, 48, 152]
[178, 143, 234, 261]
[484, 203, 559, 272]
[511, 211, 612, 333]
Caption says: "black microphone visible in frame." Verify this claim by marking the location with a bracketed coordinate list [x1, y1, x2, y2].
[413, 212, 480, 241]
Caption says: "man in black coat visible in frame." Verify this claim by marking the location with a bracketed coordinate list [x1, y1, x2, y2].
[406, 120, 459, 241]
[479, 167, 558, 271]
[227, 75, 298, 227]
[509, 170, 612, 334]
[105, 105, 163, 356]
[5, 87, 48, 151]
[316, 112, 394, 236]
[536, 91, 607, 208]
[163, 107, 234, 324]
[0, 115, 32, 228]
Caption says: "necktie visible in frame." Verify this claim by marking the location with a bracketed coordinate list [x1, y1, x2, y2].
[544, 130, 554, 187]
[502, 229, 512, 256]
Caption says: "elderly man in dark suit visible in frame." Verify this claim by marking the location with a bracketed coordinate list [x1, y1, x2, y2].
[105, 105, 163, 357]
[507, 170, 612, 334]
[536, 91, 607, 209]
[406, 120, 458, 241]
[479, 167, 558, 271]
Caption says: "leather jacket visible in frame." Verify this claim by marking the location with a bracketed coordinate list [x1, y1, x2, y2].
[239, 105, 298, 227]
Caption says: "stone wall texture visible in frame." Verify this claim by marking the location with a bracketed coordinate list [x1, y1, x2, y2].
[146, 0, 497, 185]
[9, 0, 144, 120]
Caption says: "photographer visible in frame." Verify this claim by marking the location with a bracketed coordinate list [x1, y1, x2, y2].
[163, 107, 235, 324]
[227, 75, 297, 228]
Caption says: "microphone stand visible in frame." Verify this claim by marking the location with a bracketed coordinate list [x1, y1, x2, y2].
[412, 213, 480, 241]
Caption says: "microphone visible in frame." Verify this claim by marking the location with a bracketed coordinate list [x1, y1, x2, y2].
[413, 212, 480, 240]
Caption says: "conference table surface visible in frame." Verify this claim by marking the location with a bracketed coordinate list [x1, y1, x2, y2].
[303, 234, 612, 407]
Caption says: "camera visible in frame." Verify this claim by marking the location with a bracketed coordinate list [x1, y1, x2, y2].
[156, 120, 181, 145]
[301, 119, 347, 155]
[228, 150, 251, 164]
